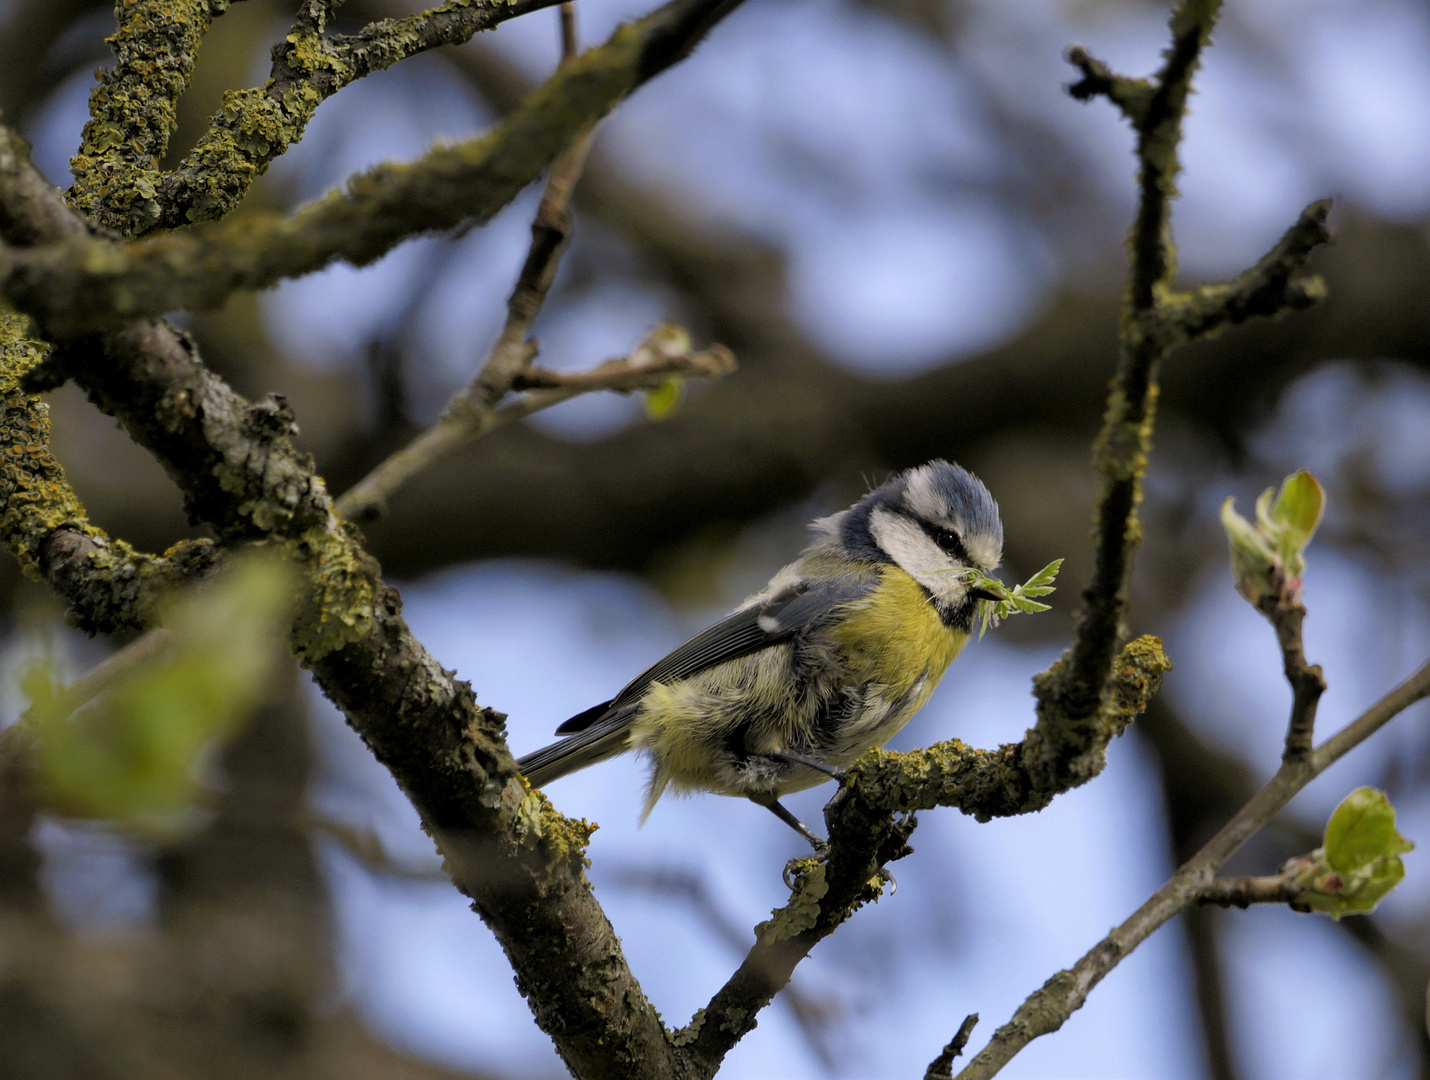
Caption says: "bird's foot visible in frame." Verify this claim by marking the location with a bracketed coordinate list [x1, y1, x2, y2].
[783, 841, 830, 891]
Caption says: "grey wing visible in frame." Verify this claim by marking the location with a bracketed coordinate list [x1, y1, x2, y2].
[552, 571, 876, 736]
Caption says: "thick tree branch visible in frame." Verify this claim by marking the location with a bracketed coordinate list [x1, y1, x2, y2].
[67, 0, 236, 236]
[0, 0, 748, 337]
[955, 657, 1430, 1080]
[0, 311, 219, 632]
[0, 38, 769, 1067]
[153, 0, 567, 231]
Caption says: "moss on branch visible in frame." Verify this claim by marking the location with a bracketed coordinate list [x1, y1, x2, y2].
[2, 86, 693, 1074]
[68, 0, 233, 236]
[2, 0, 744, 337]
[0, 312, 219, 632]
[155, 0, 566, 230]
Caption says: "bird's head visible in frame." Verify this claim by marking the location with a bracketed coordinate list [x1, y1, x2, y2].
[836, 460, 1004, 625]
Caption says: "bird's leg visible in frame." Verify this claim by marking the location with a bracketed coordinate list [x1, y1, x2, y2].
[750, 792, 828, 852]
[749, 791, 835, 891]
[769, 748, 847, 782]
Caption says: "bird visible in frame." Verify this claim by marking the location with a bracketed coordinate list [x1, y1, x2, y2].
[516, 460, 1004, 851]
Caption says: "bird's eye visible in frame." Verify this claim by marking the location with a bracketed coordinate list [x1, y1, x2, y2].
[920, 520, 966, 557]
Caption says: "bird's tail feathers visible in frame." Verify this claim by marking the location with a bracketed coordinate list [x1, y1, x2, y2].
[517, 710, 635, 788]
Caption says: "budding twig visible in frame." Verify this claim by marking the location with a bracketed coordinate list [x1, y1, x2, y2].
[955, 658, 1430, 1080]
[1196, 874, 1302, 909]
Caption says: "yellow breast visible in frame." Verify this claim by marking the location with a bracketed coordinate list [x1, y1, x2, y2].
[829, 565, 968, 701]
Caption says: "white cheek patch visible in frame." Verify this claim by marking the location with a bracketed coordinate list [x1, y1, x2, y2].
[869, 507, 966, 603]
[964, 532, 1003, 571]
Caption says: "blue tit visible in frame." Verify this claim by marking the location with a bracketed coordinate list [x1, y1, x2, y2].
[517, 459, 1003, 849]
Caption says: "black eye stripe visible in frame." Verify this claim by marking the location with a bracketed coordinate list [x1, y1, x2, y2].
[916, 518, 969, 561]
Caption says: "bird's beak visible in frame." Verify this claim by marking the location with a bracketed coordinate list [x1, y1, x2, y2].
[968, 586, 1001, 603]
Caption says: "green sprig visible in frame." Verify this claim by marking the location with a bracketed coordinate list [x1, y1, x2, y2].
[961, 558, 1064, 638]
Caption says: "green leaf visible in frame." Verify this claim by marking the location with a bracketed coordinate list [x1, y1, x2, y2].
[1293, 788, 1415, 919]
[963, 558, 1064, 639]
[24, 554, 294, 832]
[644, 376, 683, 420]
[1269, 469, 1324, 550]
[1324, 787, 1414, 874]
[1219, 469, 1325, 606]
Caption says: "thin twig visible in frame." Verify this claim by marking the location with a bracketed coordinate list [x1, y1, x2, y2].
[1196, 874, 1302, 909]
[329, 2, 723, 523]
[336, 331, 734, 521]
[468, 1, 593, 411]
[955, 657, 1430, 1080]
[1259, 592, 1326, 761]
[925, 1014, 979, 1080]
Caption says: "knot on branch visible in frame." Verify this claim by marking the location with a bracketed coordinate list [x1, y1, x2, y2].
[243, 394, 299, 438]
[1065, 47, 1154, 124]
[36, 525, 97, 588]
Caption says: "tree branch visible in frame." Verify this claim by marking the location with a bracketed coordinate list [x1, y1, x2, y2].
[337, 327, 735, 521]
[0, 82, 720, 1080]
[936, 2, 1341, 1073]
[1261, 592, 1326, 761]
[0, 305, 219, 633]
[955, 657, 1430, 1080]
[1041, 0, 1224, 738]
[1169, 200, 1332, 343]
[67, 0, 235, 236]
[0, 0, 750, 337]
[676, 636, 1170, 1074]
[153, 0, 568, 232]
[926, 1015, 980, 1080]
[332, 1, 734, 526]
[1196, 875, 1302, 909]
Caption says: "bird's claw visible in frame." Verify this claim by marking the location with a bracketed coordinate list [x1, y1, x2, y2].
[878, 866, 898, 896]
[783, 842, 830, 890]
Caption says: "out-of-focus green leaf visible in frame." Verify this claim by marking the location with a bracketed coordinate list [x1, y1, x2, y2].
[1291, 787, 1414, 919]
[644, 376, 683, 420]
[24, 554, 294, 832]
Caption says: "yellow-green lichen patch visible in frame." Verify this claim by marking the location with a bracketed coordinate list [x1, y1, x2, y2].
[286, 520, 378, 661]
[668, 1009, 705, 1047]
[0, 312, 50, 393]
[756, 863, 828, 944]
[67, 0, 228, 236]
